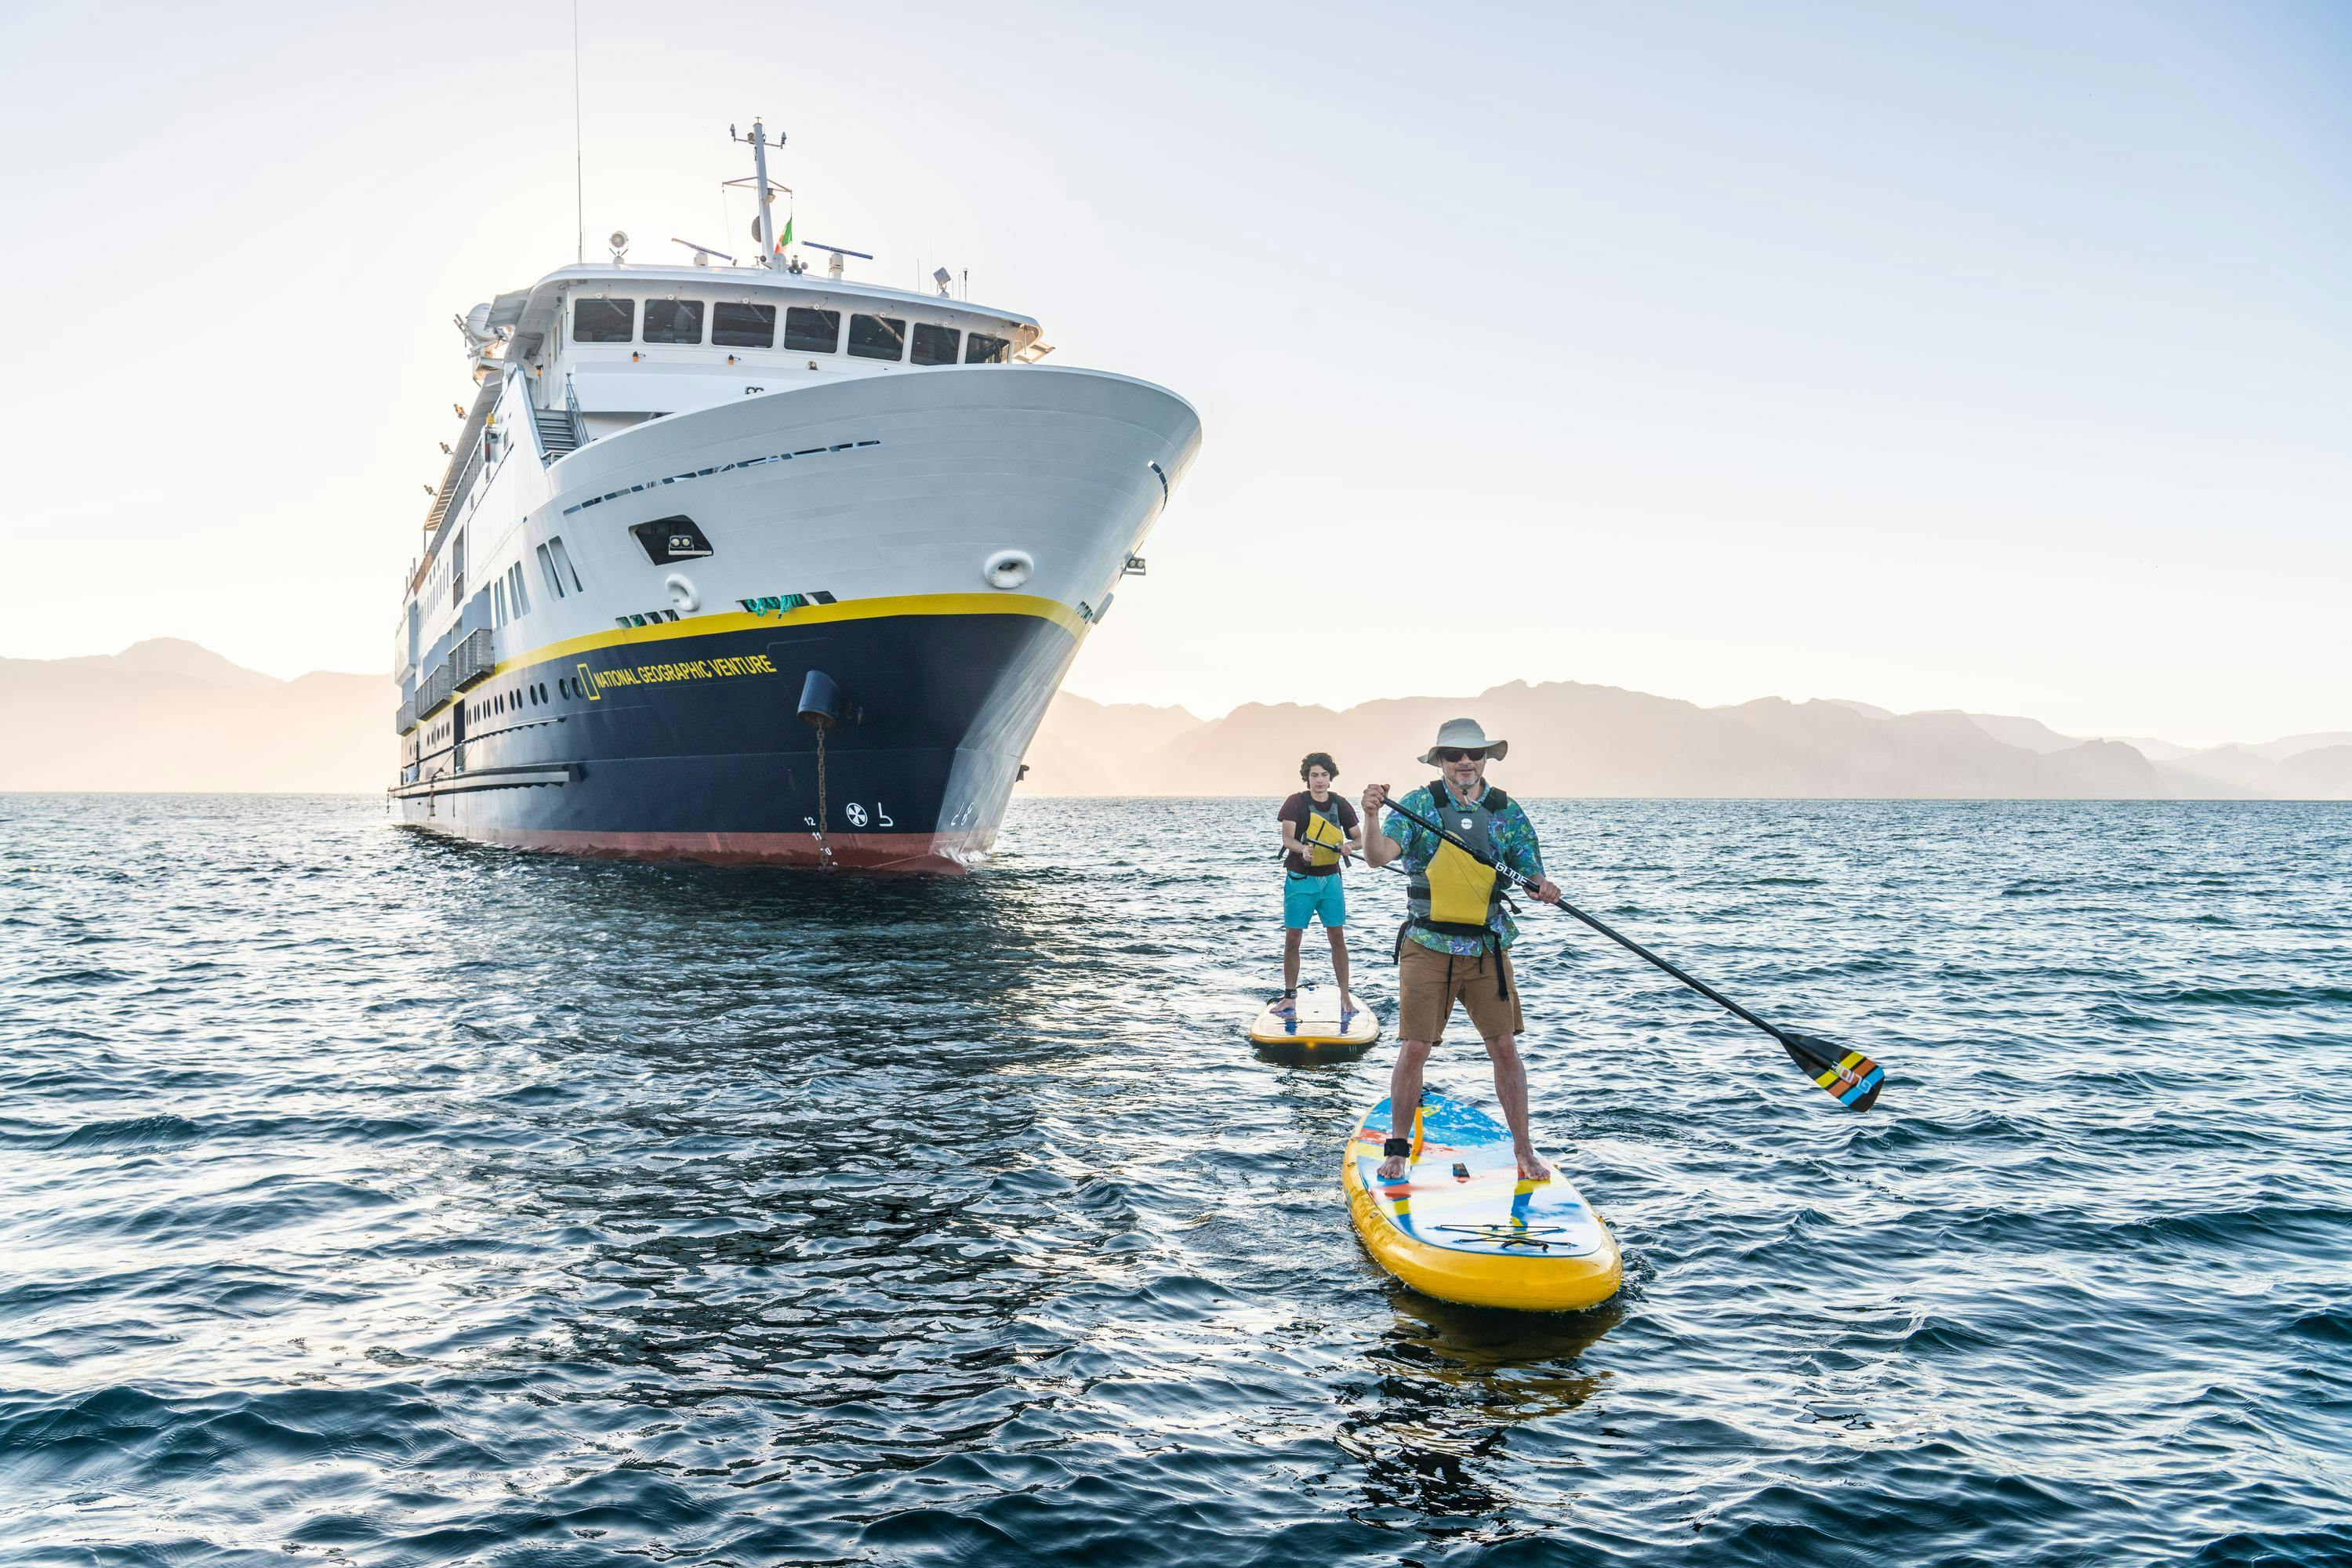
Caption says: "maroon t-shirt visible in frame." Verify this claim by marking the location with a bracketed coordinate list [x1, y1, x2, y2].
[1277, 791, 1359, 876]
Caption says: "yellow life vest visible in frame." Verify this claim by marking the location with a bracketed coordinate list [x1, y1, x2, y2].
[1425, 833, 1501, 927]
[1406, 781, 1510, 936]
[1301, 803, 1348, 868]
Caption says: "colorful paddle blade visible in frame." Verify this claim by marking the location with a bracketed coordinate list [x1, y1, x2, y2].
[1780, 1033, 1886, 1112]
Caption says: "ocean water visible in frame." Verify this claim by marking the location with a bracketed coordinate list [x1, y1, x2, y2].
[2, 793, 2349, 1566]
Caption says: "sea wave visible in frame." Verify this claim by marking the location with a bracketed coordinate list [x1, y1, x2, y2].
[0, 794, 2347, 1564]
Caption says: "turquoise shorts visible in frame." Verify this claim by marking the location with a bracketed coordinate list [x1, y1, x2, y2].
[1283, 870, 1347, 931]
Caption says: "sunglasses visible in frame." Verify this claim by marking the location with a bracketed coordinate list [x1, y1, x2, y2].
[1435, 747, 1486, 764]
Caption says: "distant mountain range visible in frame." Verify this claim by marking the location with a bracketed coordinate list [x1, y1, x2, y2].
[0, 640, 388, 792]
[1020, 686, 2352, 800]
[1, 641, 2343, 799]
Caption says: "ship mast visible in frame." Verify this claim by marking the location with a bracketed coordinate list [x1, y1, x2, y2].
[733, 119, 787, 270]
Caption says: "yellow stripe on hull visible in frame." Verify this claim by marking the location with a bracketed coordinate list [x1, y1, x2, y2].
[490, 592, 1083, 681]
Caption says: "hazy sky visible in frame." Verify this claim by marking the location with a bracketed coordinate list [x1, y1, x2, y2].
[2, 2, 2345, 746]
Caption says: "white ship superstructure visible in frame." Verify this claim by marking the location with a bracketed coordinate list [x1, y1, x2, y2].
[390, 120, 1200, 870]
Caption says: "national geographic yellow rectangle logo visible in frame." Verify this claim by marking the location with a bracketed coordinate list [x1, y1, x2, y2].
[576, 652, 776, 697]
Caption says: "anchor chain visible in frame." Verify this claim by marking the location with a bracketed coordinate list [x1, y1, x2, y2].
[813, 720, 834, 869]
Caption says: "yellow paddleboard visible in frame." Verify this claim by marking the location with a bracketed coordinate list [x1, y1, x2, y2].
[1343, 1089, 1621, 1312]
[1247, 987, 1380, 1048]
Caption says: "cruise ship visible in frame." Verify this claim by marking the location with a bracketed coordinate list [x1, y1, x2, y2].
[391, 121, 1200, 871]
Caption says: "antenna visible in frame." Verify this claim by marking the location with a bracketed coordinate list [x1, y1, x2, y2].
[802, 240, 869, 281]
[730, 118, 789, 270]
[572, 0, 584, 264]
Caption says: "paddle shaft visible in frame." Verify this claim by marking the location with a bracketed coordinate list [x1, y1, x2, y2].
[1375, 789, 1796, 1048]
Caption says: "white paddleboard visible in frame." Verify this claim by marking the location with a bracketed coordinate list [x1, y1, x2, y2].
[1247, 986, 1381, 1048]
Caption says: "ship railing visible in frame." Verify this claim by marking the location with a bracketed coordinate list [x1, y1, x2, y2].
[532, 378, 587, 466]
[434, 437, 487, 532]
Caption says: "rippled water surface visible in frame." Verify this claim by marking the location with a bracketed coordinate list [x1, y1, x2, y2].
[4, 795, 2350, 1566]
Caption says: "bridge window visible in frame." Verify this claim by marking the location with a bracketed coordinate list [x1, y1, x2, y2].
[573, 299, 635, 343]
[784, 307, 840, 353]
[848, 313, 906, 361]
[713, 301, 775, 348]
[506, 561, 530, 619]
[643, 299, 704, 344]
[965, 332, 1011, 365]
[630, 516, 713, 564]
[910, 322, 960, 366]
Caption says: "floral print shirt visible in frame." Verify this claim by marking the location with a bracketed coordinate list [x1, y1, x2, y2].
[1381, 782, 1547, 956]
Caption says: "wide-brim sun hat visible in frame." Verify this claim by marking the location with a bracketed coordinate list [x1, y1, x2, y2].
[1419, 717, 1508, 765]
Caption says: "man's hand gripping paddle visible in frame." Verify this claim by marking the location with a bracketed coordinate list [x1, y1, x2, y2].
[1374, 789, 1886, 1112]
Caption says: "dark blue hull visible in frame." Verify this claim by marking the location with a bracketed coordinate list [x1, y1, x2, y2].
[394, 605, 1076, 872]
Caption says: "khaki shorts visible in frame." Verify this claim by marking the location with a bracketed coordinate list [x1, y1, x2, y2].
[1397, 939, 1526, 1044]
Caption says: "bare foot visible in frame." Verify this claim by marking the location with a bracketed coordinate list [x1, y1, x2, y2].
[1515, 1149, 1552, 1182]
[1377, 1155, 1408, 1181]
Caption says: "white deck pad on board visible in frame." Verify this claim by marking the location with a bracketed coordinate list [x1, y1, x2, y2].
[1247, 987, 1381, 1047]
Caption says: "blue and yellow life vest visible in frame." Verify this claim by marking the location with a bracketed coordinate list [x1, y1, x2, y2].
[1300, 800, 1348, 868]
[1400, 779, 1515, 995]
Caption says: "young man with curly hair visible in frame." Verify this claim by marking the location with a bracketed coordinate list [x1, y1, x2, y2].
[1272, 751, 1363, 1022]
